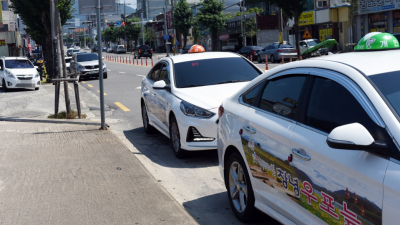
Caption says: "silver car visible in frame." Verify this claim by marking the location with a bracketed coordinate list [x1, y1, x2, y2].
[70, 53, 107, 80]
[257, 44, 298, 63]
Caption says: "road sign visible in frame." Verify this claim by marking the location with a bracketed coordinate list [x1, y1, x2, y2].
[79, 0, 116, 14]
[116, 21, 121, 26]
[302, 28, 312, 39]
[163, 35, 169, 40]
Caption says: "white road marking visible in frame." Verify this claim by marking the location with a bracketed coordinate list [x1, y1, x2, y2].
[107, 69, 111, 72]
[118, 71, 126, 74]
[135, 86, 141, 89]
[136, 75, 145, 77]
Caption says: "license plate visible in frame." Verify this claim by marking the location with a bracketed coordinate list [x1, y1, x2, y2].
[144, 51, 148, 54]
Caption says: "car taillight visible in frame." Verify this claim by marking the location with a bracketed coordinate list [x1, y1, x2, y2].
[139, 49, 141, 53]
[277, 49, 284, 52]
[252, 50, 256, 55]
[151, 49, 153, 53]
[218, 105, 224, 118]
[293, 49, 297, 52]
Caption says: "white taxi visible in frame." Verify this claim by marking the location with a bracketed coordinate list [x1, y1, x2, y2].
[140, 45, 262, 158]
[0, 57, 40, 91]
[217, 32, 400, 224]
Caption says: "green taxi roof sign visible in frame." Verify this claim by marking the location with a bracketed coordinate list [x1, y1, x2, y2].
[355, 32, 400, 51]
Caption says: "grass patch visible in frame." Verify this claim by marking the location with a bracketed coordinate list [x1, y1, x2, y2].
[48, 110, 87, 119]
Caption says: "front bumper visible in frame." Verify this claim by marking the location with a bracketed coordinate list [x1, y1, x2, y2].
[175, 108, 218, 151]
[77, 67, 106, 76]
[4, 76, 41, 88]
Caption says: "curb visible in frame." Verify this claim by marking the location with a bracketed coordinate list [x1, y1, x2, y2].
[0, 117, 108, 127]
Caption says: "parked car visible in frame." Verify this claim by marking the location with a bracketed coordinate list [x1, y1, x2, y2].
[67, 48, 80, 56]
[257, 43, 298, 63]
[222, 39, 239, 52]
[70, 53, 107, 80]
[134, 45, 152, 58]
[116, 45, 127, 54]
[91, 46, 98, 53]
[102, 46, 108, 52]
[299, 39, 328, 56]
[0, 57, 40, 91]
[217, 32, 400, 224]
[182, 44, 206, 54]
[84, 46, 90, 50]
[236, 46, 263, 61]
[65, 56, 72, 73]
[107, 47, 113, 53]
[140, 47, 262, 158]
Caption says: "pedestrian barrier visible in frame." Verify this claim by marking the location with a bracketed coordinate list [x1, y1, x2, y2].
[151, 58, 153, 67]
[265, 55, 268, 71]
[281, 56, 284, 64]
[300, 56, 302, 60]
[290, 58, 292, 62]
[141, 57, 143, 66]
[250, 55, 253, 62]
[146, 57, 148, 66]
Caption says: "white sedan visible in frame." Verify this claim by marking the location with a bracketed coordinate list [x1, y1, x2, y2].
[217, 45, 400, 223]
[141, 51, 262, 158]
[0, 57, 40, 91]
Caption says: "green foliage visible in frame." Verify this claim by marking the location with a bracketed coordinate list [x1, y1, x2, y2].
[197, 0, 226, 50]
[244, 18, 259, 45]
[102, 16, 142, 44]
[192, 22, 201, 44]
[173, 0, 193, 46]
[48, 110, 87, 119]
[125, 16, 142, 42]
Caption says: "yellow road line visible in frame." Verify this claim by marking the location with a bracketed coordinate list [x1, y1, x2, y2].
[88, 84, 93, 88]
[97, 90, 107, 95]
[115, 102, 130, 111]
[81, 81, 86, 83]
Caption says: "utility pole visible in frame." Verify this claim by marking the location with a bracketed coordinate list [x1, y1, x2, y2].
[240, 0, 245, 47]
[164, 6, 170, 57]
[279, 8, 283, 44]
[97, 0, 106, 130]
[171, 0, 176, 55]
[141, 13, 145, 45]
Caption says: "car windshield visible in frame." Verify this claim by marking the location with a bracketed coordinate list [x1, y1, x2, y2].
[5, 60, 34, 69]
[73, 50, 79, 53]
[67, 49, 73, 53]
[118, 46, 124, 49]
[278, 44, 293, 48]
[174, 57, 261, 88]
[65, 58, 72, 63]
[369, 71, 400, 120]
[76, 54, 98, 62]
[307, 40, 320, 47]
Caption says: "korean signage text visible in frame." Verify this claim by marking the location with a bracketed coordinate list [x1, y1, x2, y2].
[359, 0, 400, 15]
[0, 40, 6, 46]
[167, 11, 173, 29]
[299, 11, 314, 26]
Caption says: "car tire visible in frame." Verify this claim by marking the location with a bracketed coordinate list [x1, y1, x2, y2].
[169, 116, 187, 158]
[225, 152, 257, 222]
[270, 55, 275, 63]
[141, 101, 156, 134]
[35, 87, 39, 91]
[2, 79, 7, 92]
[257, 55, 262, 63]
[103, 72, 107, 79]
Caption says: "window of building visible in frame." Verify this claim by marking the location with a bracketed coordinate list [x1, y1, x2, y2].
[316, 0, 328, 8]
[369, 13, 386, 33]
[1, 1, 8, 11]
[393, 10, 400, 33]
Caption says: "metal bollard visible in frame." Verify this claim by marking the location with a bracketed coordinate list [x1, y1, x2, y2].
[265, 55, 268, 71]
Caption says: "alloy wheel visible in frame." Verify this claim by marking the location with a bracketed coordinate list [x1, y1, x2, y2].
[229, 161, 248, 213]
[171, 121, 180, 153]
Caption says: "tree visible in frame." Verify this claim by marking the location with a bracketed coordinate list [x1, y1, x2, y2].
[346, 0, 359, 43]
[197, 0, 226, 51]
[269, 0, 308, 57]
[173, 0, 193, 47]
[192, 21, 201, 44]
[144, 28, 154, 44]
[125, 17, 142, 49]
[10, 0, 75, 78]
[244, 8, 263, 46]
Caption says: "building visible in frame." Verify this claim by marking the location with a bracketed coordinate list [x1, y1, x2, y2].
[0, 0, 26, 56]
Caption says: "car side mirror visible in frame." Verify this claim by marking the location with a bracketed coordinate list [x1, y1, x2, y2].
[102, 57, 105, 60]
[153, 80, 168, 90]
[326, 123, 387, 151]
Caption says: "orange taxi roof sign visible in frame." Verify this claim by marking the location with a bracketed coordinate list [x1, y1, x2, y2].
[188, 45, 205, 53]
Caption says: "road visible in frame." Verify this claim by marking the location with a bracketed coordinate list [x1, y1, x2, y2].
[77, 53, 283, 224]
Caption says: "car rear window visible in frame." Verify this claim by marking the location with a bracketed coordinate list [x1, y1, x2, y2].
[140, 46, 151, 50]
[77, 54, 98, 62]
[251, 47, 263, 50]
[5, 60, 34, 69]
[279, 45, 293, 48]
[369, 71, 400, 120]
[174, 57, 261, 88]
[73, 50, 79, 52]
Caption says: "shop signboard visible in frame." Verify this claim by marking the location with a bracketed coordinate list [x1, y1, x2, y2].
[219, 34, 229, 40]
[167, 11, 173, 29]
[299, 11, 314, 26]
[359, 0, 400, 15]
[0, 39, 6, 46]
[319, 29, 332, 42]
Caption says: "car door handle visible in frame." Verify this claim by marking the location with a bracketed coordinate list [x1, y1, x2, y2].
[292, 148, 311, 161]
[243, 125, 256, 134]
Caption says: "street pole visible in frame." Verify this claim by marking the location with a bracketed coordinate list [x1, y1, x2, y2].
[141, 13, 145, 45]
[164, 6, 170, 57]
[84, 23, 86, 48]
[51, 0, 60, 117]
[97, 0, 106, 130]
[172, 0, 175, 55]
[240, 0, 244, 47]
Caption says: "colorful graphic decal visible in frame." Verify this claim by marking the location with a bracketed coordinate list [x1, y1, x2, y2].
[242, 136, 382, 225]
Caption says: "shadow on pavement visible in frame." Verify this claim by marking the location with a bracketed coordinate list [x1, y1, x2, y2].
[123, 127, 219, 169]
[183, 192, 281, 225]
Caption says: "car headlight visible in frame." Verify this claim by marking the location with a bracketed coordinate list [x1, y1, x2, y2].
[78, 65, 85, 69]
[180, 101, 214, 118]
[5, 69, 16, 79]
[35, 73, 39, 78]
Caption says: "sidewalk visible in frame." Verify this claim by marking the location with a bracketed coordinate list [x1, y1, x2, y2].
[0, 85, 196, 224]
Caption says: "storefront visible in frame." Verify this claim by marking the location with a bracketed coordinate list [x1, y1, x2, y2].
[298, 11, 316, 40]
[368, 12, 387, 33]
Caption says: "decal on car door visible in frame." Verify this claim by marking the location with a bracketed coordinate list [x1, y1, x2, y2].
[241, 135, 382, 225]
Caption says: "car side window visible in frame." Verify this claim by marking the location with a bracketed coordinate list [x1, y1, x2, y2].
[0, 60, 3, 70]
[259, 76, 306, 120]
[242, 81, 265, 106]
[147, 63, 162, 82]
[158, 63, 170, 86]
[305, 77, 377, 134]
